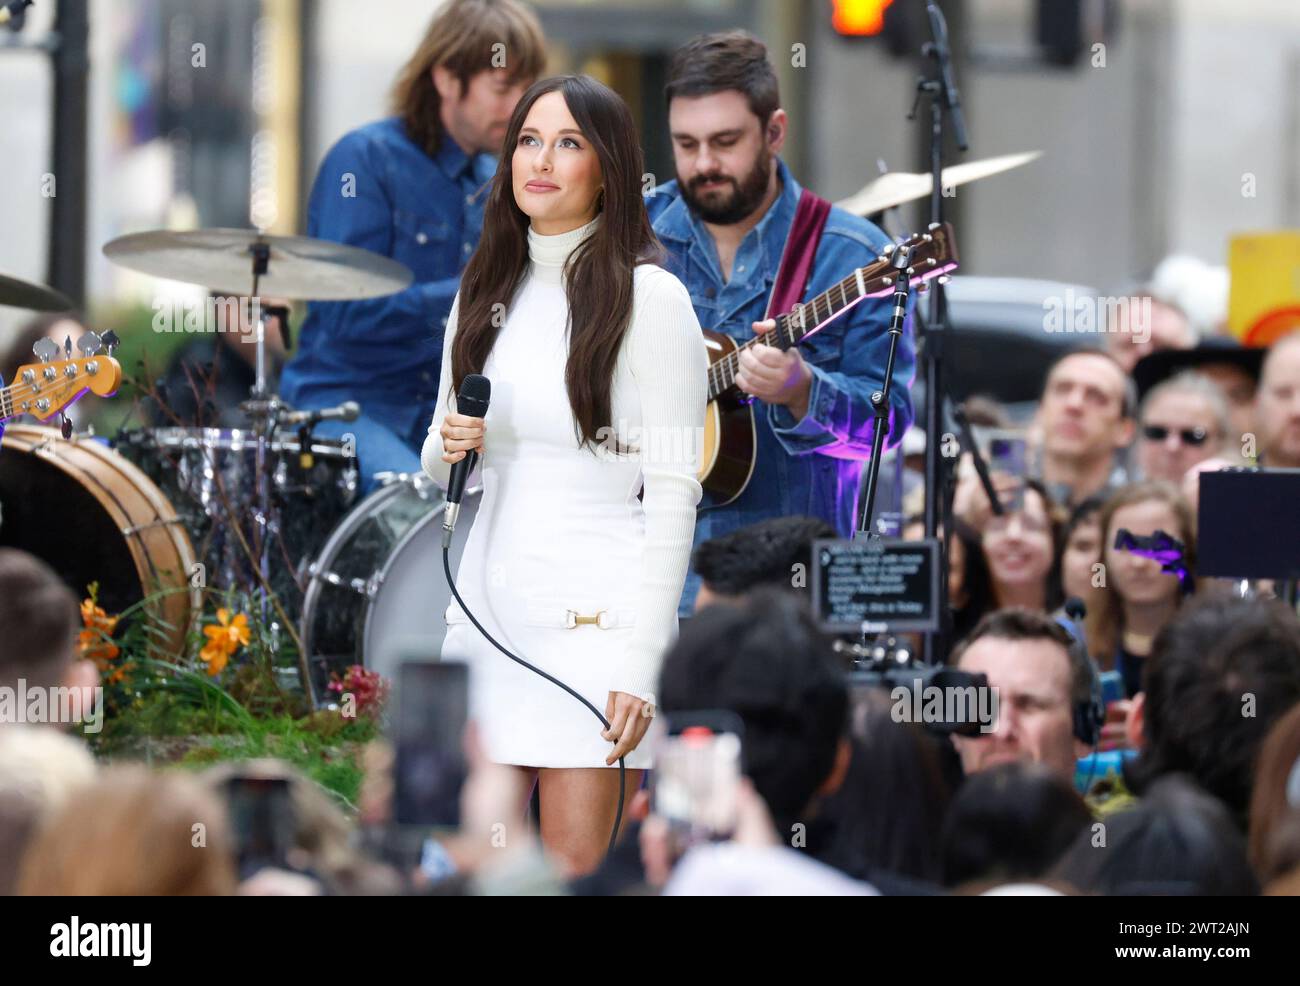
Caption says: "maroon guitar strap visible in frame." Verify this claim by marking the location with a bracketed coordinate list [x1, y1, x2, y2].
[764, 187, 832, 323]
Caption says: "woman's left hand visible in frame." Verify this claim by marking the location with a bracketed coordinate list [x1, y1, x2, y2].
[603, 691, 655, 765]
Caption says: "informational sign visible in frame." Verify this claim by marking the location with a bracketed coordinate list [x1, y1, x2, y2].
[811, 537, 941, 634]
[1228, 232, 1300, 345]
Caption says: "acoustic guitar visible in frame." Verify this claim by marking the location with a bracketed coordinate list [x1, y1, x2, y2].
[698, 222, 958, 504]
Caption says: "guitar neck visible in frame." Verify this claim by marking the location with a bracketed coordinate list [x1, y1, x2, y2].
[0, 382, 17, 423]
[704, 224, 957, 402]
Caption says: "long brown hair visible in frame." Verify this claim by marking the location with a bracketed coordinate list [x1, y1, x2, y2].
[390, 0, 546, 158]
[452, 74, 664, 450]
[1084, 481, 1197, 665]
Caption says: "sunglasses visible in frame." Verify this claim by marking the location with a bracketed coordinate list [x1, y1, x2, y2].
[1141, 424, 1210, 446]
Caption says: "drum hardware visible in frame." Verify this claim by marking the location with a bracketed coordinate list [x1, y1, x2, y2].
[103, 227, 413, 691]
[120, 517, 187, 537]
[119, 426, 358, 669]
[374, 470, 440, 498]
[307, 566, 382, 599]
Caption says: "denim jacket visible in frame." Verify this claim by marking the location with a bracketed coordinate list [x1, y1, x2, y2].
[280, 117, 497, 441]
[646, 158, 917, 614]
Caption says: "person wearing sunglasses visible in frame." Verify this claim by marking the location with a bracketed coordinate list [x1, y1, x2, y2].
[1135, 371, 1231, 484]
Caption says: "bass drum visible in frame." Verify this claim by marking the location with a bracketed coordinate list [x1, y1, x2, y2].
[298, 473, 480, 705]
[0, 425, 201, 657]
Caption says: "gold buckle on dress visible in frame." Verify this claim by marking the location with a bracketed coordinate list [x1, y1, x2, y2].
[566, 609, 608, 629]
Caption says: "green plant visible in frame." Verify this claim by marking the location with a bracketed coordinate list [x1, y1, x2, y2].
[80, 579, 387, 810]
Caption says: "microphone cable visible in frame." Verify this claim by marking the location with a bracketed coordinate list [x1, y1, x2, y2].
[440, 541, 627, 856]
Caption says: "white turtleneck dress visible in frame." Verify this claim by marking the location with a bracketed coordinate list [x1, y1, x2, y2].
[421, 217, 707, 769]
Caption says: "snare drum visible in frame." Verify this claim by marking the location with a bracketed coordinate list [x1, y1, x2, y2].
[0, 425, 200, 657]
[298, 473, 480, 705]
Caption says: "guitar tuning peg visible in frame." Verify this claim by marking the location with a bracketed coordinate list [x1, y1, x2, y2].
[101, 330, 120, 357]
[76, 331, 102, 356]
[31, 337, 60, 363]
[63, 334, 73, 360]
[59, 412, 73, 440]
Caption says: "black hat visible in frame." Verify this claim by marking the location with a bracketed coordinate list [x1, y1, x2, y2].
[1131, 338, 1266, 402]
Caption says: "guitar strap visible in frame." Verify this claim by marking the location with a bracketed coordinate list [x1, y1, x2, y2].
[764, 187, 832, 328]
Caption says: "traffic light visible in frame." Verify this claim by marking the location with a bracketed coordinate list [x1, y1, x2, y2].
[831, 0, 893, 38]
[831, 0, 924, 58]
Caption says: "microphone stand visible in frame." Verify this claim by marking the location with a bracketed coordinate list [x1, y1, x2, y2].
[856, 242, 914, 539]
[911, 0, 969, 665]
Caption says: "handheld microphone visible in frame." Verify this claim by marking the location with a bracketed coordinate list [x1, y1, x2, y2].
[443, 374, 490, 543]
[279, 401, 361, 426]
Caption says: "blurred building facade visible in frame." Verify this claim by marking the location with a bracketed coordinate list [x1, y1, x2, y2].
[0, 0, 1295, 341]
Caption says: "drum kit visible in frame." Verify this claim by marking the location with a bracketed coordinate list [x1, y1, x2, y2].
[1, 230, 477, 706]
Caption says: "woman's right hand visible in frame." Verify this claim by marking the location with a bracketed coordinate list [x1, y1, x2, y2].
[440, 411, 486, 464]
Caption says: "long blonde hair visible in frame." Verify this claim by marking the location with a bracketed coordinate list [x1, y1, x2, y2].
[1085, 481, 1196, 665]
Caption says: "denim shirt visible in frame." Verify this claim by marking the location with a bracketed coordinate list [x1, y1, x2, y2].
[646, 158, 917, 614]
[280, 117, 497, 441]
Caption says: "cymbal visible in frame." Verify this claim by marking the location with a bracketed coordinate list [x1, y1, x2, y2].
[102, 228, 414, 300]
[0, 271, 74, 312]
[837, 151, 1042, 216]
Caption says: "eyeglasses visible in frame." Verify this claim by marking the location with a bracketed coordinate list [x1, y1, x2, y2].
[1141, 424, 1210, 446]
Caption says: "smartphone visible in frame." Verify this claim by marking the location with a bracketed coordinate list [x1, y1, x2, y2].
[393, 660, 469, 828]
[984, 429, 1028, 514]
[1098, 670, 1126, 707]
[226, 775, 296, 877]
[653, 711, 744, 859]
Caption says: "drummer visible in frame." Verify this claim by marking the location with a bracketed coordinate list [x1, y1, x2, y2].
[150, 294, 288, 429]
[279, 0, 545, 492]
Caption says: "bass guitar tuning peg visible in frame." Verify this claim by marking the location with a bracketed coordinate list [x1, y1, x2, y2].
[31, 337, 60, 363]
[76, 331, 103, 356]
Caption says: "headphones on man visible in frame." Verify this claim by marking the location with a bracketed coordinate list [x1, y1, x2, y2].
[1055, 597, 1105, 748]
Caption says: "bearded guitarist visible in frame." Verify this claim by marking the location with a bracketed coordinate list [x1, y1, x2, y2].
[647, 31, 919, 615]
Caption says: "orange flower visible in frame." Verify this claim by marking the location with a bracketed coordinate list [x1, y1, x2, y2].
[78, 595, 123, 677]
[200, 608, 251, 676]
